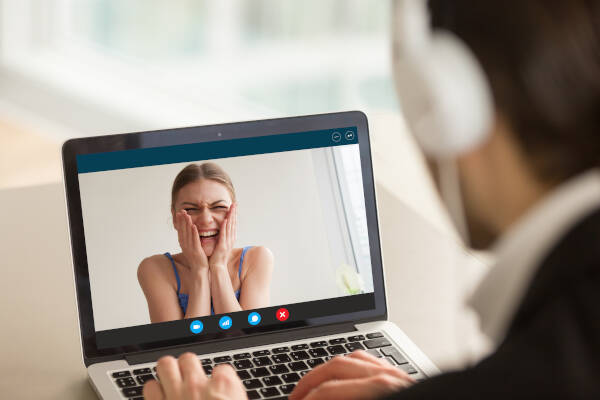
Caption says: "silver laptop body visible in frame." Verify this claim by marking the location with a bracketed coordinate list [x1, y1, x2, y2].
[62, 111, 439, 399]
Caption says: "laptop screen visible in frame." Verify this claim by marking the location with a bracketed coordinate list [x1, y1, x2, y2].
[64, 112, 386, 360]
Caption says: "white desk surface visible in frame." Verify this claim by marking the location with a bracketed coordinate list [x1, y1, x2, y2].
[0, 181, 488, 399]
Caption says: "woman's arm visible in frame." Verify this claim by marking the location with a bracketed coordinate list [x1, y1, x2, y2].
[239, 246, 274, 310]
[209, 203, 243, 314]
[138, 257, 184, 323]
[177, 209, 212, 318]
[210, 264, 244, 314]
[182, 268, 212, 318]
[210, 247, 274, 314]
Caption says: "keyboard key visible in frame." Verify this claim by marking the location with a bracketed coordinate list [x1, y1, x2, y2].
[253, 356, 272, 367]
[291, 344, 308, 351]
[237, 370, 251, 380]
[122, 386, 143, 397]
[247, 389, 261, 400]
[269, 364, 289, 374]
[233, 352, 251, 360]
[309, 341, 328, 348]
[380, 347, 408, 365]
[384, 356, 396, 366]
[327, 345, 347, 355]
[399, 364, 418, 374]
[132, 368, 152, 375]
[307, 358, 324, 368]
[136, 374, 155, 385]
[329, 338, 347, 345]
[281, 372, 301, 383]
[364, 338, 391, 349]
[290, 350, 310, 361]
[203, 365, 213, 375]
[234, 359, 253, 370]
[272, 346, 290, 354]
[250, 367, 270, 378]
[253, 350, 271, 357]
[366, 349, 382, 358]
[288, 361, 308, 371]
[132, 397, 144, 400]
[347, 334, 365, 342]
[112, 370, 131, 378]
[308, 348, 328, 358]
[345, 342, 365, 352]
[300, 370, 310, 377]
[115, 377, 136, 388]
[280, 383, 296, 394]
[213, 355, 232, 363]
[366, 332, 384, 339]
[243, 379, 263, 390]
[263, 375, 283, 386]
[215, 362, 232, 368]
[201, 358, 212, 365]
[260, 386, 281, 398]
[272, 353, 292, 364]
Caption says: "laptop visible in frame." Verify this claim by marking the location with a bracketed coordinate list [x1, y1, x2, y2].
[62, 111, 439, 399]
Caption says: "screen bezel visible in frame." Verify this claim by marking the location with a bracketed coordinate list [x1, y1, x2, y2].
[62, 111, 387, 366]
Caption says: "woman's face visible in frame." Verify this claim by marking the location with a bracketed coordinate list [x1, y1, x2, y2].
[173, 179, 233, 257]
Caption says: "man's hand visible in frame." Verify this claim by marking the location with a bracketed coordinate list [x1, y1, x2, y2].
[289, 350, 414, 400]
[143, 353, 247, 400]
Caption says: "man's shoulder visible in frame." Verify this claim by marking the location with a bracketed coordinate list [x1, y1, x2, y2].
[516, 205, 600, 315]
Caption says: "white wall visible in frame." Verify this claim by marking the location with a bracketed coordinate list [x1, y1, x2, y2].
[79, 147, 373, 332]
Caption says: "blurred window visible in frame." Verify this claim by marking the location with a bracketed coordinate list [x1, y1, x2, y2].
[0, 0, 397, 133]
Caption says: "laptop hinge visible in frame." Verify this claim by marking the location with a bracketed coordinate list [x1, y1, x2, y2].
[125, 323, 357, 365]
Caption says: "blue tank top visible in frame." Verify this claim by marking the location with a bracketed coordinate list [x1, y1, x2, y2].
[164, 246, 251, 316]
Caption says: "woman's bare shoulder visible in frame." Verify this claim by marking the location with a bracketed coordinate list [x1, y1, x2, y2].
[245, 246, 274, 273]
[248, 246, 273, 259]
[137, 254, 171, 281]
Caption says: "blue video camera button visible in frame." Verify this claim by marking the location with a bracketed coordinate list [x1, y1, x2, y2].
[190, 320, 203, 334]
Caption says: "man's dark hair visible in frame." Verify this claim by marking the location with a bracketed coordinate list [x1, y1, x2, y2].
[430, 0, 600, 183]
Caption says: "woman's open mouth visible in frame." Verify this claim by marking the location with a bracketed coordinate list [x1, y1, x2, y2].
[199, 230, 219, 241]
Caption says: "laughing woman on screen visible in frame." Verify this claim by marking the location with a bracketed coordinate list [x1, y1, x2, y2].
[137, 163, 273, 323]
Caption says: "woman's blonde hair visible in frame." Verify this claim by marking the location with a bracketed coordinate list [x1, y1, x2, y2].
[171, 162, 236, 210]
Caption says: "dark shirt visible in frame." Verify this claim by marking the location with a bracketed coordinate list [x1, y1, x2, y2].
[386, 207, 600, 399]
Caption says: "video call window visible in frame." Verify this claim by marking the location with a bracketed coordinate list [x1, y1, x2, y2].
[78, 134, 374, 333]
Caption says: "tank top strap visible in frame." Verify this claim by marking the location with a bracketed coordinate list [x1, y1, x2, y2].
[164, 252, 181, 294]
[238, 246, 252, 278]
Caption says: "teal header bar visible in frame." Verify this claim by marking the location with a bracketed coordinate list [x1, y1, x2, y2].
[77, 127, 358, 173]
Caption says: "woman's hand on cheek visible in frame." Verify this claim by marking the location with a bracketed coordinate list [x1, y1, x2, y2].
[176, 210, 209, 274]
[143, 353, 248, 400]
[209, 203, 237, 270]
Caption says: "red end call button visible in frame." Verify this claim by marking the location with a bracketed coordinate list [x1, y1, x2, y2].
[276, 308, 289, 322]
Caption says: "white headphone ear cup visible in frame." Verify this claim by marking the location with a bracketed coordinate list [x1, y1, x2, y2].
[394, 31, 494, 157]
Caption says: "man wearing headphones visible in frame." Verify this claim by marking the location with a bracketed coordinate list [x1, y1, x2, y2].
[144, 1, 600, 398]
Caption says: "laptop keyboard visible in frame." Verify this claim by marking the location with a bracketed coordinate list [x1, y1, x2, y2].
[109, 331, 424, 399]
